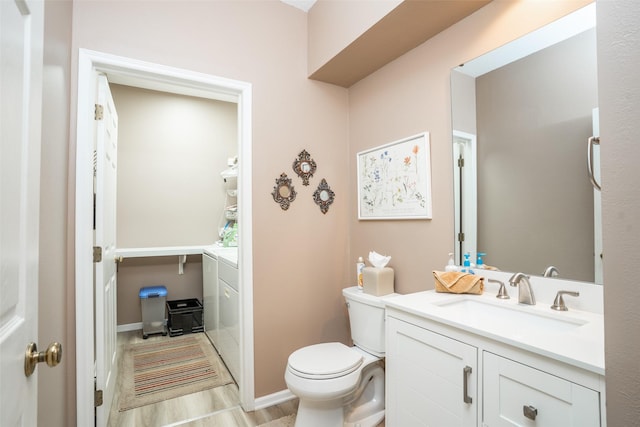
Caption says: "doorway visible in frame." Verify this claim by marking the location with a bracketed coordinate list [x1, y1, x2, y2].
[75, 49, 254, 426]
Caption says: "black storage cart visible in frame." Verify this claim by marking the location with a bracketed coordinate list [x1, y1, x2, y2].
[167, 298, 204, 337]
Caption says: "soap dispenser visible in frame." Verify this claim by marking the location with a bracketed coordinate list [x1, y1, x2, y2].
[462, 253, 474, 274]
[445, 253, 458, 272]
[476, 252, 486, 270]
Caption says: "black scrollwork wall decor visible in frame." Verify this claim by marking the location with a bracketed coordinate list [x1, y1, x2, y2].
[313, 178, 335, 214]
[292, 149, 317, 186]
[271, 173, 297, 210]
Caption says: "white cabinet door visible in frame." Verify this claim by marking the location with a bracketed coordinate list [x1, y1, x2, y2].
[386, 317, 478, 427]
[483, 352, 600, 427]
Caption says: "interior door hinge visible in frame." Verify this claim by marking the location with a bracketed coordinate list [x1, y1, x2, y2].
[94, 388, 103, 407]
[93, 246, 103, 263]
[458, 232, 465, 242]
[458, 157, 465, 168]
[94, 103, 104, 120]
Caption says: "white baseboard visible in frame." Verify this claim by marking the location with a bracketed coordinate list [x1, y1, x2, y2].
[117, 322, 143, 332]
[253, 389, 297, 410]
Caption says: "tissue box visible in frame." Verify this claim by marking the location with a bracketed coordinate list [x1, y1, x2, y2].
[362, 267, 394, 296]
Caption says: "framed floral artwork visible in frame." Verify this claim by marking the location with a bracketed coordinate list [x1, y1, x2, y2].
[357, 132, 432, 220]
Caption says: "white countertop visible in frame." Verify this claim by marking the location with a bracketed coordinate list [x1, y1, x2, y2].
[115, 243, 238, 268]
[385, 284, 605, 376]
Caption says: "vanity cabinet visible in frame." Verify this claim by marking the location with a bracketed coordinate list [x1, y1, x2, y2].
[386, 308, 604, 427]
[386, 317, 477, 426]
[483, 352, 600, 427]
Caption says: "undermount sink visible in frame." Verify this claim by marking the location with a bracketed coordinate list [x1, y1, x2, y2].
[433, 297, 588, 334]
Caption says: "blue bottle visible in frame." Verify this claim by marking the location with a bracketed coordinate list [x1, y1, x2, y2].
[462, 253, 474, 274]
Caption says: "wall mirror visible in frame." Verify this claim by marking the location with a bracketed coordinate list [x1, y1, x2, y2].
[293, 149, 317, 186]
[450, 4, 602, 284]
[313, 178, 335, 214]
[272, 172, 297, 210]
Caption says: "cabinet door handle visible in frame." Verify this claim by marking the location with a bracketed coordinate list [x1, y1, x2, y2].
[463, 365, 472, 404]
[523, 405, 538, 420]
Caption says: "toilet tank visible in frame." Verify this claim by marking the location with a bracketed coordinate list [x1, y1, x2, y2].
[342, 287, 399, 357]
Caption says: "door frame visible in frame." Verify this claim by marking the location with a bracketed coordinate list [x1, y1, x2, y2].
[75, 49, 254, 425]
[452, 130, 477, 265]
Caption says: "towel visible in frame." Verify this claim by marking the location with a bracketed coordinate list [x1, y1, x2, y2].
[433, 271, 484, 295]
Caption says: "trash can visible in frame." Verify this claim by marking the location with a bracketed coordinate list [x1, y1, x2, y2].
[139, 285, 168, 339]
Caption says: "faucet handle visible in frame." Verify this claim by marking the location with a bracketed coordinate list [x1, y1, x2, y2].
[488, 279, 509, 299]
[551, 290, 580, 311]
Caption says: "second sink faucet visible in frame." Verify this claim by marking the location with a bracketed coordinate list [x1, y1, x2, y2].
[509, 272, 536, 305]
[542, 265, 559, 278]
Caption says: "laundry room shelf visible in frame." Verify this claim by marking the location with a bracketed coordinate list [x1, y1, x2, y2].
[115, 246, 207, 258]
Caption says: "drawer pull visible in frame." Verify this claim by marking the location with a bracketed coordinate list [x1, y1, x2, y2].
[463, 366, 472, 404]
[523, 405, 538, 420]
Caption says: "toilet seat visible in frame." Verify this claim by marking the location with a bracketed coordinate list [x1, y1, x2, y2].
[287, 342, 363, 380]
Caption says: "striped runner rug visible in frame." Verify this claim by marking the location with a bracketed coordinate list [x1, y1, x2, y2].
[118, 334, 234, 411]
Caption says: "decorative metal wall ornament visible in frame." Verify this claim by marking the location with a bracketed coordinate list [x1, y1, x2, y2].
[313, 178, 335, 214]
[292, 149, 317, 186]
[271, 173, 297, 210]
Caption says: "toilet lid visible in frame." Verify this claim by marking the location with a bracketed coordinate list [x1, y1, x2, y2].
[288, 342, 363, 379]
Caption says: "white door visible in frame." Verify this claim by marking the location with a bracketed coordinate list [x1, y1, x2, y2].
[0, 0, 44, 425]
[94, 74, 119, 426]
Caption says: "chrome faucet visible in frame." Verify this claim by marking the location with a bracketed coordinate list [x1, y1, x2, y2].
[542, 265, 559, 278]
[551, 290, 580, 311]
[509, 272, 536, 305]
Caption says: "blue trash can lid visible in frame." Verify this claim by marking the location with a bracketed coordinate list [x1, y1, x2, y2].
[139, 286, 167, 298]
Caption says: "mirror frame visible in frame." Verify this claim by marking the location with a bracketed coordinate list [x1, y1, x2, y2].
[313, 178, 335, 214]
[271, 172, 297, 210]
[292, 149, 317, 186]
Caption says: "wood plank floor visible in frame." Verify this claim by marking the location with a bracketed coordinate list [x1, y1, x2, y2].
[107, 331, 298, 427]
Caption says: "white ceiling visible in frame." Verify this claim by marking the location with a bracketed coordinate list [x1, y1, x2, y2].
[280, 0, 316, 13]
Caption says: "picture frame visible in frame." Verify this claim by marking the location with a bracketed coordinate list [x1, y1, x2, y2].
[357, 132, 432, 220]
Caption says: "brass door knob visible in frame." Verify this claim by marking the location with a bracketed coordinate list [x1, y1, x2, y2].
[24, 342, 62, 377]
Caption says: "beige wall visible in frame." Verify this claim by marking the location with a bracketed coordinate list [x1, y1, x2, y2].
[38, 0, 640, 425]
[116, 256, 203, 325]
[307, 0, 401, 75]
[348, 1, 592, 296]
[597, 0, 640, 424]
[40, 1, 73, 426]
[69, 0, 351, 400]
[110, 85, 237, 248]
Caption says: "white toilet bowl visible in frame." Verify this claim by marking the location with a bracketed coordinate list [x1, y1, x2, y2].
[285, 343, 385, 427]
[285, 287, 398, 427]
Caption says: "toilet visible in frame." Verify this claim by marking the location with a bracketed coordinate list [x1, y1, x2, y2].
[285, 286, 398, 427]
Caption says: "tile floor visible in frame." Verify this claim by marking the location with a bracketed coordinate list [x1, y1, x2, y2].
[107, 331, 298, 427]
